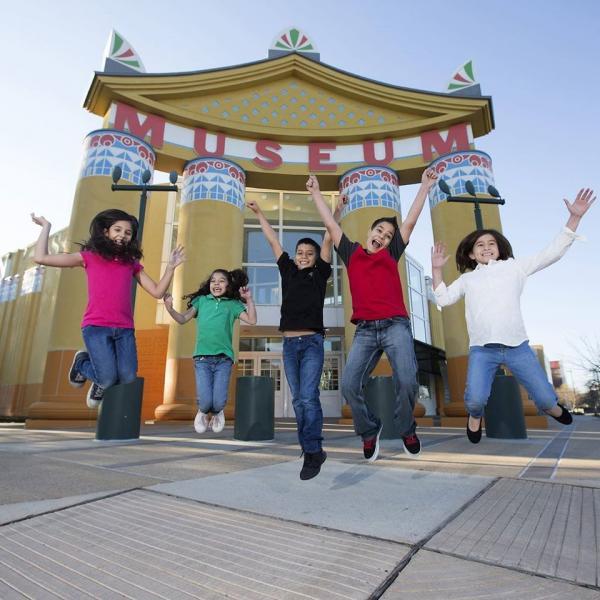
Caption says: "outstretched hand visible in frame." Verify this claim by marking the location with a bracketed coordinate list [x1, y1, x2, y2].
[163, 293, 174, 309]
[421, 169, 438, 190]
[564, 188, 595, 218]
[306, 174, 320, 193]
[31, 213, 50, 228]
[431, 242, 450, 269]
[239, 286, 253, 301]
[168, 245, 185, 269]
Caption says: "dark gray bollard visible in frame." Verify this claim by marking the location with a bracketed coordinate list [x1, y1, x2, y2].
[234, 376, 274, 441]
[365, 376, 402, 440]
[96, 377, 144, 441]
[484, 373, 527, 439]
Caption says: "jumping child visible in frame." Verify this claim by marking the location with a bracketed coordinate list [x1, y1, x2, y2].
[308, 169, 438, 462]
[246, 195, 343, 480]
[431, 188, 595, 443]
[163, 269, 256, 434]
[32, 209, 185, 407]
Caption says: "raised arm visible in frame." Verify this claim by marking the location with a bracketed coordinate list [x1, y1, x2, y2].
[399, 169, 438, 244]
[321, 194, 346, 263]
[306, 175, 343, 248]
[136, 245, 185, 299]
[163, 293, 197, 324]
[246, 200, 283, 260]
[239, 286, 257, 325]
[431, 241, 464, 306]
[518, 188, 595, 276]
[31, 213, 83, 268]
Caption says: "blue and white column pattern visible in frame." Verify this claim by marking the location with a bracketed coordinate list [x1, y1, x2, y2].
[182, 158, 246, 210]
[338, 166, 401, 219]
[79, 129, 155, 184]
[427, 150, 496, 210]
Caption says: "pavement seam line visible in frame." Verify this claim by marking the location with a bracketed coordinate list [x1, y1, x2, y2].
[0, 486, 142, 528]
[424, 546, 600, 593]
[140, 487, 413, 547]
[365, 477, 501, 599]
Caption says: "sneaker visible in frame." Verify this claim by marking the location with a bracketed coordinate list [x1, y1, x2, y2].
[194, 411, 210, 434]
[363, 423, 383, 462]
[300, 450, 327, 481]
[546, 404, 573, 425]
[86, 383, 104, 409]
[68, 350, 88, 388]
[210, 410, 225, 433]
[402, 433, 421, 457]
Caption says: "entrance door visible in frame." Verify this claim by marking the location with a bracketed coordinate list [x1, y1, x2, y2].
[238, 351, 342, 418]
[237, 353, 286, 417]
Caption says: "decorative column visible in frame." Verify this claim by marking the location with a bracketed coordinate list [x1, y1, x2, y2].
[155, 158, 246, 420]
[337, 166, 424, 420]
[428, 151, 507, 420]
[27, 130, 155, 424]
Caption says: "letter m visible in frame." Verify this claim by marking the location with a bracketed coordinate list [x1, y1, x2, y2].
[421, 123, 470, 162]
[114, 102, 165, 148]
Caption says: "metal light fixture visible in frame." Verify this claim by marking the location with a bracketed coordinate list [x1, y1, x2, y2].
[437, 179, 506, 230]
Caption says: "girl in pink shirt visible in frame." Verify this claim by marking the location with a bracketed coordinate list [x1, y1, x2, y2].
[32, 209, 184, 407]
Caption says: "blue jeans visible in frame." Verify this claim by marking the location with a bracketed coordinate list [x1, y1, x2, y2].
[283, 333, 324, 453]
[342, 317, 418, 439]
[78, 326, 138, 389]
[465, 341, 558, 418]
[194, 355, 233, 413]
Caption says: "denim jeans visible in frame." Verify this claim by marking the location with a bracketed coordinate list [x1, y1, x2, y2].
[194, 355, 233, 414]
[78, 326, 138, 389]
[342, 317, 418, 439]
[282, 333, 324, 453]
[465, 341, 558, 418]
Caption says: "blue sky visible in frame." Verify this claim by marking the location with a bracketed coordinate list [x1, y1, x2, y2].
[2, 0, 598, 387]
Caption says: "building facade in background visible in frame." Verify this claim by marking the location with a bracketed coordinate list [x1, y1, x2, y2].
[2, 29, 538, 427]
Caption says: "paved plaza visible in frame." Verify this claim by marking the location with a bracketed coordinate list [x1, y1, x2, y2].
[1, 416, 600, 599]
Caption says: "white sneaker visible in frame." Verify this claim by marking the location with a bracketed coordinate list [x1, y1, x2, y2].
[194, 411, 210, 434]
[210, 410, 225, 433]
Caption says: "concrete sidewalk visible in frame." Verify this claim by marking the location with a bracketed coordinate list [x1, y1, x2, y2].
[1, 416, 600, 599]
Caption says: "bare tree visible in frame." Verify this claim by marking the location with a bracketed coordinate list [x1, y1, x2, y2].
[572, 338, 600, 414]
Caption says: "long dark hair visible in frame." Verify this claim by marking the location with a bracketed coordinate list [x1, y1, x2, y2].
[79, 209, 143, 262]
[456, 229, 514, 273]
[184, 268, 249, 310]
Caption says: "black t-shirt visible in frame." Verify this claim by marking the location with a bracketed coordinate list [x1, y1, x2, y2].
[277, 252, 332, 332]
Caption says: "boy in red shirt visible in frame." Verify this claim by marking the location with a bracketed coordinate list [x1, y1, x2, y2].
[308, 169, 437, 461]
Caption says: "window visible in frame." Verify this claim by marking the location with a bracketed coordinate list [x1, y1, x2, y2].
[243, 188, 343, 306]
[406, 255, 431, 344]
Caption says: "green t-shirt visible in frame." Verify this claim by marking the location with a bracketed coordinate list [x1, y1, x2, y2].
[191, 294, 246, 361]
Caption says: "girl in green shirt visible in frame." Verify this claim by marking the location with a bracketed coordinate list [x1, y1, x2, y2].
[164, 268, 256, 434]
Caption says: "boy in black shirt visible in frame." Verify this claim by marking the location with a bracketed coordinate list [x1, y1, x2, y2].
[247, 197, 343, 480]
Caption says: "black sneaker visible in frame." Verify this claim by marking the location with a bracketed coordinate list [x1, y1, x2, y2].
[363, 423, 383, 463]
[402, 433, 421, 457]
[466, 415, 483, 444]
[69, 350, 88, 388]
[546, 404, 573, 425]
[300, 450, 327, 481]
[86, 383, 105, 409]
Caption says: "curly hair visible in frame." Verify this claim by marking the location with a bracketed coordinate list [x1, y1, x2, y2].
[79, 209, 143, 262]
[183, 268, 249, 311]
[456, 229, 514, 273]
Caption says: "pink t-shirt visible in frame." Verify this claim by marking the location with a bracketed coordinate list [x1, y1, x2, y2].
[81, 250, 143, 329]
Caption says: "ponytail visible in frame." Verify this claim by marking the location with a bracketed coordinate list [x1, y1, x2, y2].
[183, 267, 249, 309]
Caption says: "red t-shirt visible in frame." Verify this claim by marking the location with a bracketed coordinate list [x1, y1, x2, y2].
[336, 232, 408, 323]
[80, 250, 143, 329]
